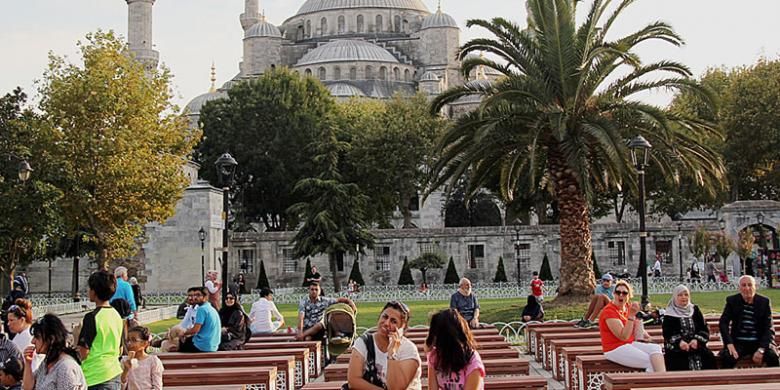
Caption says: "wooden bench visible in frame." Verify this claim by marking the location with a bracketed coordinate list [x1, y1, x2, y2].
[245, 341, 322, 378]
[539, 329, 664, 368]
[158, 348, 310, 388]
[631, 384, 779, 390]
[166, 386, 245, 390]
[162, 356, 295, 390]
[323, 358, 530, 381]
[604, 367, 780, 389]
[334, 347, 520, 364]
[301, 376, 548, 390]
[163, 366, 276, 389]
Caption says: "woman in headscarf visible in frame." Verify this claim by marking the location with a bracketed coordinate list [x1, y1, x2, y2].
[521, 295, 544, 322]
[218, 291, 249, 351]
[662, 285, 715, 370]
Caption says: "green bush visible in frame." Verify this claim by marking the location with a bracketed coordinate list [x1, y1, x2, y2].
[444, 256, 460, 284]
[398, 256, 414, 285]
[493, 256, 508, 282]
[302, 258, 314, 286]
[539, 254, 554, 281]
[256, 260, 270, 289]
[348, 258, 366, 285]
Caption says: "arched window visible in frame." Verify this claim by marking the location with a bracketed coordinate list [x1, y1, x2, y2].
[321, 17, 328, 35]
[318, 67, 326, 80]
[404, 69, 410, 82]
[304, 68, 312, 76]
[297, 25, 304, 40]
[403, 19, 409, 32]
[375, 15, 383, 32]
[338, 15, 346, 34]
[394, 15, 401, 32]
[365, 65, 374, 80]
[334, 66, 341, 80]
[393, 67, 400, 80]
[305, 20, 311, 38]
[349, 67, 357, 80]
[357, 15, 365, 33]
[379, 66, 387, 80]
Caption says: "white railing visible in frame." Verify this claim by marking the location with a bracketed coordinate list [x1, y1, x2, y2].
[136, 306, 179, 325]
[32, 302, 95, 318]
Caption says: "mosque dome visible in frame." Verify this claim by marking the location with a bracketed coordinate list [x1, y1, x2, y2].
[245, 19, 282, 38]
[184, 90, 227, 116]
[327, 83, 366, 97]
[296, 40, 399, 66]
[294, 0, 429, 15]
[421, 9, 457, 30]
[419, 71, 440, 82]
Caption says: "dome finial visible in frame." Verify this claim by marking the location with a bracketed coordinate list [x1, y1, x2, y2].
[437, 0, 442, 12]
[260, 8, 267, 22]
[209, 62, 217, 93]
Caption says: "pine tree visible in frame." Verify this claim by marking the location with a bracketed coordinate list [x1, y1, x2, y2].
[591, 250, 602, 278]
[493, 256, 508, 282]
[398, 256, 414, 285]
[444, 256, 460, 284]
[539, 254, 554, 281]
[302, 258, 314, 286]
[256, 260, 270, 289]
[348, 258, 366, 285]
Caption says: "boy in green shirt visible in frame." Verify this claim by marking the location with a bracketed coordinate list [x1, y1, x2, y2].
[78, 270, 124, 389]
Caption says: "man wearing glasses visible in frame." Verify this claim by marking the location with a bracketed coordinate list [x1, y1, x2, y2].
[179, 287, 221, 352]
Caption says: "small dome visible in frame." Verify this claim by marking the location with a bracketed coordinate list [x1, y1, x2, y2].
[419, 71, 440, 82]
[327, 83, 366, 97]
[297, 40, 399, 66]
[184, 90, 227, 116]
[295, 0, 428, 15]
[245, 20, 282, 38]
[421, 10, 457, 30]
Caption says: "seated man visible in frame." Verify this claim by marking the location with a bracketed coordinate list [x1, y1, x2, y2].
[179, 286, 221, 352]
[250, 287, 285, 335]
[575, 274, 615, 329]
[296, 282, 355, 341]
[719, 275, 779, 368]
[450, 278, 481, 328]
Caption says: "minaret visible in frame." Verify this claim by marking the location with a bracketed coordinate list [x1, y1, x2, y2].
[126, 0, 159, 70]
[241, 0, 262, 31]
[209, 63, 217, 93]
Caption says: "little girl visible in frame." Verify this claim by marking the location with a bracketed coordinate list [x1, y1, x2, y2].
[121, 325, 164, 390]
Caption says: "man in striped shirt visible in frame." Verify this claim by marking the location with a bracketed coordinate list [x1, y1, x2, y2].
[719, 275, 779, 367]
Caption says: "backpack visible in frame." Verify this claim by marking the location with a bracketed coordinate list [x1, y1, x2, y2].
[341, 333, 384, 389]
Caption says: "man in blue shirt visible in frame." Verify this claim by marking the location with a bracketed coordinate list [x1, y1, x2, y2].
[574, 274, 615, 329]
[180, 286, 221, 352]
[450, 278, 481, 328]
[110, 266, 137, 319]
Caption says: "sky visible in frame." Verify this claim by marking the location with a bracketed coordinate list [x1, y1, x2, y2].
[2, 0, 779, 109]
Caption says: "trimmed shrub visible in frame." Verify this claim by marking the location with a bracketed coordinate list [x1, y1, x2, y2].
[539, 254, 554, 281]
[493, 256, 508, 282]
[444, 256, 460, 284]
[398, 256, 414, 285]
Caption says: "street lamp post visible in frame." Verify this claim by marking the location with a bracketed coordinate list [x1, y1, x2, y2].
[513, 225, 522, 286]
[198, 227, 206, 287]
[677, 221, 684, 282]
[215, 152, 238, 307]
[757, 212, 771, 288]
[629, 135, 652, 310]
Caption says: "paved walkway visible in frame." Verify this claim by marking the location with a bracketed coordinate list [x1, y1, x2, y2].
[515, 346, 566, 390]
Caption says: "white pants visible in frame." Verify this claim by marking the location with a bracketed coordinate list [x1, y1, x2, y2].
[604, 342, 663, 372]
[251, 320, 283, 335]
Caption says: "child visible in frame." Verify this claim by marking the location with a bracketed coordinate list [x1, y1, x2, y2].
[530, 271, 544, 302]
[0, 357, 22, 390]
[122, 326, 164, 390]
[160, 325, 186, 352]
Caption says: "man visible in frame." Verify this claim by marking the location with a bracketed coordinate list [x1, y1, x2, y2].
[179, 288, 199, 330]
[450, 278, 481, 329]
[705, 258, 720, 283]
[574, 274, 615, 329]
[180, 286, 221, 353]
[110, 266, 138, 320]
[530, 271, 544, 302]
[79, 270, 124, 389]
[296, 282, 355, 341]
[305, 265, 322, 286]
[652, 257, 662, 277]
[205, 270, 222, 310]
[719, 275, 779, 368]
[250, 287, 285, 335]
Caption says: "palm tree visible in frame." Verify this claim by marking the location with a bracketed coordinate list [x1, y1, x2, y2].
[429, 0, 725, 299]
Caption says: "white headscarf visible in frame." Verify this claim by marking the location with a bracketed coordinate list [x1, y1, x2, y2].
[665, 285, 694, 318]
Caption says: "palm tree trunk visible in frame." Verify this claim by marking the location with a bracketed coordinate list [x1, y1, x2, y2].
[549, 148, 595, 299]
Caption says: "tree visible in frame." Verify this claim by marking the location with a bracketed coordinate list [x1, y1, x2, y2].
[302, 258, 314, 287]
[592, 250, 602, 278]
[539, 254, 553, 281]
[38, 31, 198, 268]
[444, 179, 503, 227]
[493, 256, 508, 283]
[256, 260, 270, 289]
[714, 232, 735, 263]
[288, 125, 374, 293]
[736, 228, 756, 273]
[398, 256, 414, 285]
[409, 252, 446, 285]
[691, 227, 712, 263]
[348, 258, 365, 286]
[429, 1, 724, 299]
[199, 68, 335, 231]
[444, 256, 460, 284]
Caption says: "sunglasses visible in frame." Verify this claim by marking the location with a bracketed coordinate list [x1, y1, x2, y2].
[226, 296, 236, 300]
[614, 290, 629, 296]
[7, 305, 26, 318]
[386, 300, 410, 317]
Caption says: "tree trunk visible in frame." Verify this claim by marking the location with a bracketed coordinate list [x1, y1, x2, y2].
[421, 269, 428, 284]
[329, 252, 341, 293]
[549, 147, 595, 300]
[400, 192, 414, 229]
[72, 255, 80, 301]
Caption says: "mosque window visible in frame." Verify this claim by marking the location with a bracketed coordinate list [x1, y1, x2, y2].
[393, 67, 400, 81]
[357, 15, 365, 33]
[297, 26, 304, 40]
[320, 17, 328, 36]
[318, 67, 326, 80]
[306, 20, 311, 38]
[365, 65, 374, 80]
[394, 15, 401, 32]
[376, 15, 383, 32]
[338, 15, 346, 34]
[403, 19, 409, 32]
[349, 67, 357, 80]
[379, 66, 387, 81]
[304, 68, 312, 77]
[334, 66, 341, 80]
[404, 69, 410, 82]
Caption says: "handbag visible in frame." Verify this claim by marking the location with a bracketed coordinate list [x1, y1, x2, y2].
[341, 333, 386, 390]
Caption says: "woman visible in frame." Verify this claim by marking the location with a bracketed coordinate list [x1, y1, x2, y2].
[218, 292, 249, 351]
[347, 301, 421, 390]
[129, 277, 143, 309]
[425, 309, 485, 390]
[22, 314, 87, 390]
[237, 274, 247, 296]
[521, 295, 544, 322]
[662, 285, 715, 370]
[6, 299, 43, 371]
[598, 280, 665, 372]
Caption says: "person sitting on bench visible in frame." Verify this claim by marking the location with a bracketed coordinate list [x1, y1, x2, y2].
[662, 285, 715, 370]
[295, 282, 355, 341]
[599, 280, 665, 372]
[521, 295, 544, 322]
[575, 274, 615, 328]
[719, 275, 779, 368]
[179, 286, 221, 352]
[450, 278, 482, 329]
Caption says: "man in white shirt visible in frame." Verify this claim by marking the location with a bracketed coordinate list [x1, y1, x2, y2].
[180, 288, 199, 330]
[249, 288, 285, 335]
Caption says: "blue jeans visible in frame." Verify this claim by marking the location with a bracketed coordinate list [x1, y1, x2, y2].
[88, 375, 121, 390]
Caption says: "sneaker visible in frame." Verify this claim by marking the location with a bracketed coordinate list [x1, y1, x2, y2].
[573, 319, 586, 328]
[585, 320, 598, 329]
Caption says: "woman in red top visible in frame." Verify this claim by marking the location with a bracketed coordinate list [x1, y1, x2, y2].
[598, 280, 665, 372]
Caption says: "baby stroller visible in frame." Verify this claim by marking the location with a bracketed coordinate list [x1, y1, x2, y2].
[324, 302, 357, 361]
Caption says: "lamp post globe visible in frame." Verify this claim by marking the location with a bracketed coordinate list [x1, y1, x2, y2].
[198, 226, 207, 286]
[215, 152, 238, 306]
[628, 135, 652, 310]
[513, 225, 522, 286]
[18, 160, 32, 182]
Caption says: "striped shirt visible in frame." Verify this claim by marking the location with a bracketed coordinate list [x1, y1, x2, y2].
[736, 302, 759, 342]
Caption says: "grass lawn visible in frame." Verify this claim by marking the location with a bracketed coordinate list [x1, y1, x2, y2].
[146, 289, 780, 334]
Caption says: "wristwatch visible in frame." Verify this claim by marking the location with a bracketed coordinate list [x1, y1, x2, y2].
[758, 348, 766, 354]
